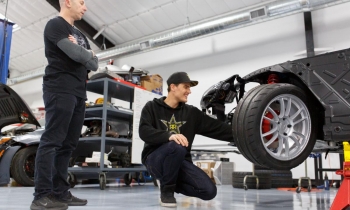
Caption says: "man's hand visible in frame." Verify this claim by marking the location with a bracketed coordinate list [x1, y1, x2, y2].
[68, 35, 77, 44]
[90, 50, 95, 57]
[68, 35, 95, 57]
[169, 134, 188, 147]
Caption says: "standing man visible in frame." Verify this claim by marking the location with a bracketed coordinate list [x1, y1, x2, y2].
[31, 0, 98, 209]
[139, 72, 234, 207]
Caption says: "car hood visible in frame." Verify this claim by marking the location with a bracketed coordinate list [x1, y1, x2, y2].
[0, 84, 40, 130]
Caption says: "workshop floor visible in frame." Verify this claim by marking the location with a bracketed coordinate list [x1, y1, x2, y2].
[0, 180, 342, 210]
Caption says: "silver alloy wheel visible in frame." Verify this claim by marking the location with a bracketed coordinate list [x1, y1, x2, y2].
[260, 94, 311, 161]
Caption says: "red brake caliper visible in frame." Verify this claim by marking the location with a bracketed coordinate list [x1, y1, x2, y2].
[262, 74, 280, 141]
[262, 112, 274, 140]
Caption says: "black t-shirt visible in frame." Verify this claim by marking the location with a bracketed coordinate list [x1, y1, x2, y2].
[43, 16, 91, 99]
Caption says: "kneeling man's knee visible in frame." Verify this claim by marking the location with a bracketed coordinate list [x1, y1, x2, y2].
[168, 141, 187, 155]
[202, 184, 217, 200]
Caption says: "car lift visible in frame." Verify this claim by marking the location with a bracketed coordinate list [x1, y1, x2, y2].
[330, 142, 350, 210]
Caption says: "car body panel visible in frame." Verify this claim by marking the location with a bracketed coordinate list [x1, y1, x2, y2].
[0, 84, 40, 130]
[238, 48, 350, 141]
[0, 146, 21, 185]
[12, 128, 44, 145]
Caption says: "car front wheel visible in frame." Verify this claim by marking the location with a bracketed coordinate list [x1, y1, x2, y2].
[10, 146, 37, 186]
[233, 84, 316, 170]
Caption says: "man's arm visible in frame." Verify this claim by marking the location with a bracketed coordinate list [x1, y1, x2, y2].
[195, 107, 234, 142]
[57, 38, 98, 71]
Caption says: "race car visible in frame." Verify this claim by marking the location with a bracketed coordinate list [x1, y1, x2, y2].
[200, 48, 349, 170]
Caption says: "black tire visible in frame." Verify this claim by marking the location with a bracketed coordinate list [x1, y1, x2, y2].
[99, 173, 106, 190]
[232, 84, 317, 170]
[232, 85, 263, 163]
[124, 173, 132, 186]
[10, 146, 37, 186]
[255, 170, 293, 188]
[254, 164, 270, 170]
[153, 177, 158, 187]
[67, 172, 77, 188]
[232, 172, 271, 189]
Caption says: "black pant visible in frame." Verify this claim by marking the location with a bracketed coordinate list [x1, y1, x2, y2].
[34, 92, 85, 199]
[145, 141, 217, 200]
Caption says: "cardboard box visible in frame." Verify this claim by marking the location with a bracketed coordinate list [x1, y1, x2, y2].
[196, 162, 216, 178]
[141, 74, 163, 95]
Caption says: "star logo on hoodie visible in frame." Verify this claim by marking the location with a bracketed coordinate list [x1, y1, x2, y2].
[161, 114, 186, 134]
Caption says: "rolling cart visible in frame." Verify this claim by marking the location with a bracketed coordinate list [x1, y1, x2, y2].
[68, 77, 147, 190]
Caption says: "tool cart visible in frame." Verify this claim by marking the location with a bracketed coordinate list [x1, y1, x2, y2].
[68, 77, 147, 190]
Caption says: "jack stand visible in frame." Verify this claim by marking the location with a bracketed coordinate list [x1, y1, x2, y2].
[243, 163, 259, 190]
[330, 142, 350, 210]
[296, 159, 312, 193]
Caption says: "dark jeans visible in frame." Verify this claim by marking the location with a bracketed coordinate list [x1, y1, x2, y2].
[145, 141, 217, 200]
[34, 92, 85, 199]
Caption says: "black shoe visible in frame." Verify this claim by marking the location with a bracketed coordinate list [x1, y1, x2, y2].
[57, 191, 87, 206]
[30, 195, 68, 210]
[160, 185, 177, 207]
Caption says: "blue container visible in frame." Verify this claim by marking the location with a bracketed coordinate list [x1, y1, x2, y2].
[0, 19, 14, 84]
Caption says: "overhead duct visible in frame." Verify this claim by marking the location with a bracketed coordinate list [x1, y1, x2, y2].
[7, 67, 46, 85]
[96, 0, 343, 61]
[7, 0, 348, 85]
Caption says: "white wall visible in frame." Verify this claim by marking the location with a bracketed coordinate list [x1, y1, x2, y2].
[9, 2, 350, 179]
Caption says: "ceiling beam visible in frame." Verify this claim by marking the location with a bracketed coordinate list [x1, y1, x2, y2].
[46, 0, 114, 49]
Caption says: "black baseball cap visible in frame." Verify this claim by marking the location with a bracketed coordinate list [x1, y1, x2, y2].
[166, 72, 198, 87]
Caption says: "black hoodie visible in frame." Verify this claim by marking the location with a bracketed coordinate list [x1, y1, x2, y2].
[139, 96, 233, 164]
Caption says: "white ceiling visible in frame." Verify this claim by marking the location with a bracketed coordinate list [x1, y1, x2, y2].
[0, 0, 272, 78]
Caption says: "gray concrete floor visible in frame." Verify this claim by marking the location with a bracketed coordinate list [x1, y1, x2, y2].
[0, 180, 342, 210]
